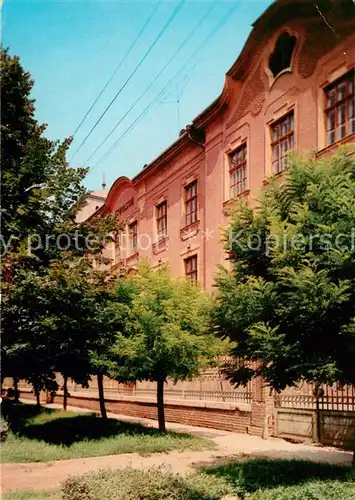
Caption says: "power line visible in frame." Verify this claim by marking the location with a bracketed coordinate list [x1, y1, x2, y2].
[70, 0, 186, 161]
[82, 2, 216, 168]
[87, 2, 239, 177]
[90, 3, 237, 174]
[70, 1, 163, 141]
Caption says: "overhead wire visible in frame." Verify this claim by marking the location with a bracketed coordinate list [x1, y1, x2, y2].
[82, 2, 216, 168]
[70, 1, 163, 141]
[70, 0, 186, 160]
[86, 1, 239, 177]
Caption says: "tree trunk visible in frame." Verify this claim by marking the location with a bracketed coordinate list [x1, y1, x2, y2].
[157, 377, 166, 433]
[34, 386, 41, 408]
[63, 375, 68, 411]
[13, 377, 19, 402]
[97, 373, 107, 420]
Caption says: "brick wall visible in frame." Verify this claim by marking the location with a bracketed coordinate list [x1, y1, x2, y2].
[51, 394, 251, 434]
[7, 387, 354, 449]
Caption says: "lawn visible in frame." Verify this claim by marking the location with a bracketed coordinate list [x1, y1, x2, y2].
[1, 400, 213, 463]
[3, 490, 61, 500]
[3, 459, 354, 500]
[205, 458, 355, 499]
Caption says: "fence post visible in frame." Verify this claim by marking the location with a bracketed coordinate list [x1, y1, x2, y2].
[313, 384, 324, 443]
[250, 376, 275, 439]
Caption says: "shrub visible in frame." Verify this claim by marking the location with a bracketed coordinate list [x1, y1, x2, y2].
[248, 480, 355, 500]
[0, 416, 10, 442]
[205, 458, 353, 495]
[61, 467, 234, 500]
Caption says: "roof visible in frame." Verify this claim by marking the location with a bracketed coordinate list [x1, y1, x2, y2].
[89, 189, 107, 200]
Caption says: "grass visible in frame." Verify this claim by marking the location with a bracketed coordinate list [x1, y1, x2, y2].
[4, 459, 354, 500]
[205, 458, 355, 499]
[1, 400, 214, 463]
[3, 490, 61, 500]
[248, 480, 355, 499]
[61, 467, 235, 500]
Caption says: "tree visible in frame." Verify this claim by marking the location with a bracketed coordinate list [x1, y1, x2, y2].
[40, 257, 121, 416]
[0, 47, 87, 259]
[88, 298, 125, 420]
[1, 46, 86, 391]
[213, 148, 355, 393]
[109, 263, 229, 432]
[0, 47, 120, 406]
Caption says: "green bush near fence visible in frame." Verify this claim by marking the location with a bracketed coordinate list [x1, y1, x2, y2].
[60, 461, 355, 500]
[61, 467, 234, 500]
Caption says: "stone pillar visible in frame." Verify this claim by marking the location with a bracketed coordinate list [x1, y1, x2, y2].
[250, 376, 275, 438]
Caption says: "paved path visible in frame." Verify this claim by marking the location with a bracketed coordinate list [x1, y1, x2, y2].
[1, 403, 352, 492]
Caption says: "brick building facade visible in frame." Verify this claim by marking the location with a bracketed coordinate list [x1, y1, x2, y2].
[55, 0, 355, 443]
[95, 0, 355, 290]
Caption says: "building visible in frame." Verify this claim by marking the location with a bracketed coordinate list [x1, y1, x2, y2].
[76, 187, 107, 223]
[15, 0, 355, 442]
[96, 0, 355, 290]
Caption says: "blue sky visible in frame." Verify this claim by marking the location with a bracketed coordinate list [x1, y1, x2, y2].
[3, 0, 272, 191]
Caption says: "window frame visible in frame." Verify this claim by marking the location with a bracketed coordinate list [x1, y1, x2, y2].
[156, 201, 167, 240]
[128, 221, 138, 253]
[229, 143, 248, 198]
[184, 255, 198, 282]
[184, 180, 198, 227]
[270, 111, 294, 174]
[324, 70, 355, 146]
[115, 228, 124, 259]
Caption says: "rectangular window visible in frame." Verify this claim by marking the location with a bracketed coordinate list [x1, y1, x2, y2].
[184, 180, 198, 227]
[156, 201, 167, 239]
[325, 70, 355, 146]
[129, 221, 137, 253]
[115, 229, 124, 260]
[229, 143, 248, 198]
[185, 255, 197, 282]
[271, 111, 294, 174]
[117, 229, 124, 247]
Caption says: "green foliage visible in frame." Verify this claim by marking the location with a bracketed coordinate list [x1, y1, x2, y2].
[4, 460, 354, 500]
[1, 48, 121, 399]
[248, 481, 355, 500]
[0, 416, 10, 442]
[3, 489, 61, 500]
[61, 467, 233, 500]
[110, 263, 230, 430]
[213, 149, 355, 389]
[0, 47, 88, 259]
[1, 401, 212, 463]
[205, 458, 353, 496]
[60, 459, 355, 500]
[111, 263, 228, 382]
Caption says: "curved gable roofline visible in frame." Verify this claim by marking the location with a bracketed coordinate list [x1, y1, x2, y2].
[192, 0, 350, 128]
[91, 176, 133, 218]
[93, 0, 353, 214]
[105, 176, 133, 210]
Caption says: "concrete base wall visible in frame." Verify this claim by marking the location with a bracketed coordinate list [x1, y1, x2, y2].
[320, 410, 355, 449]
[276, 407, 355, 449]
